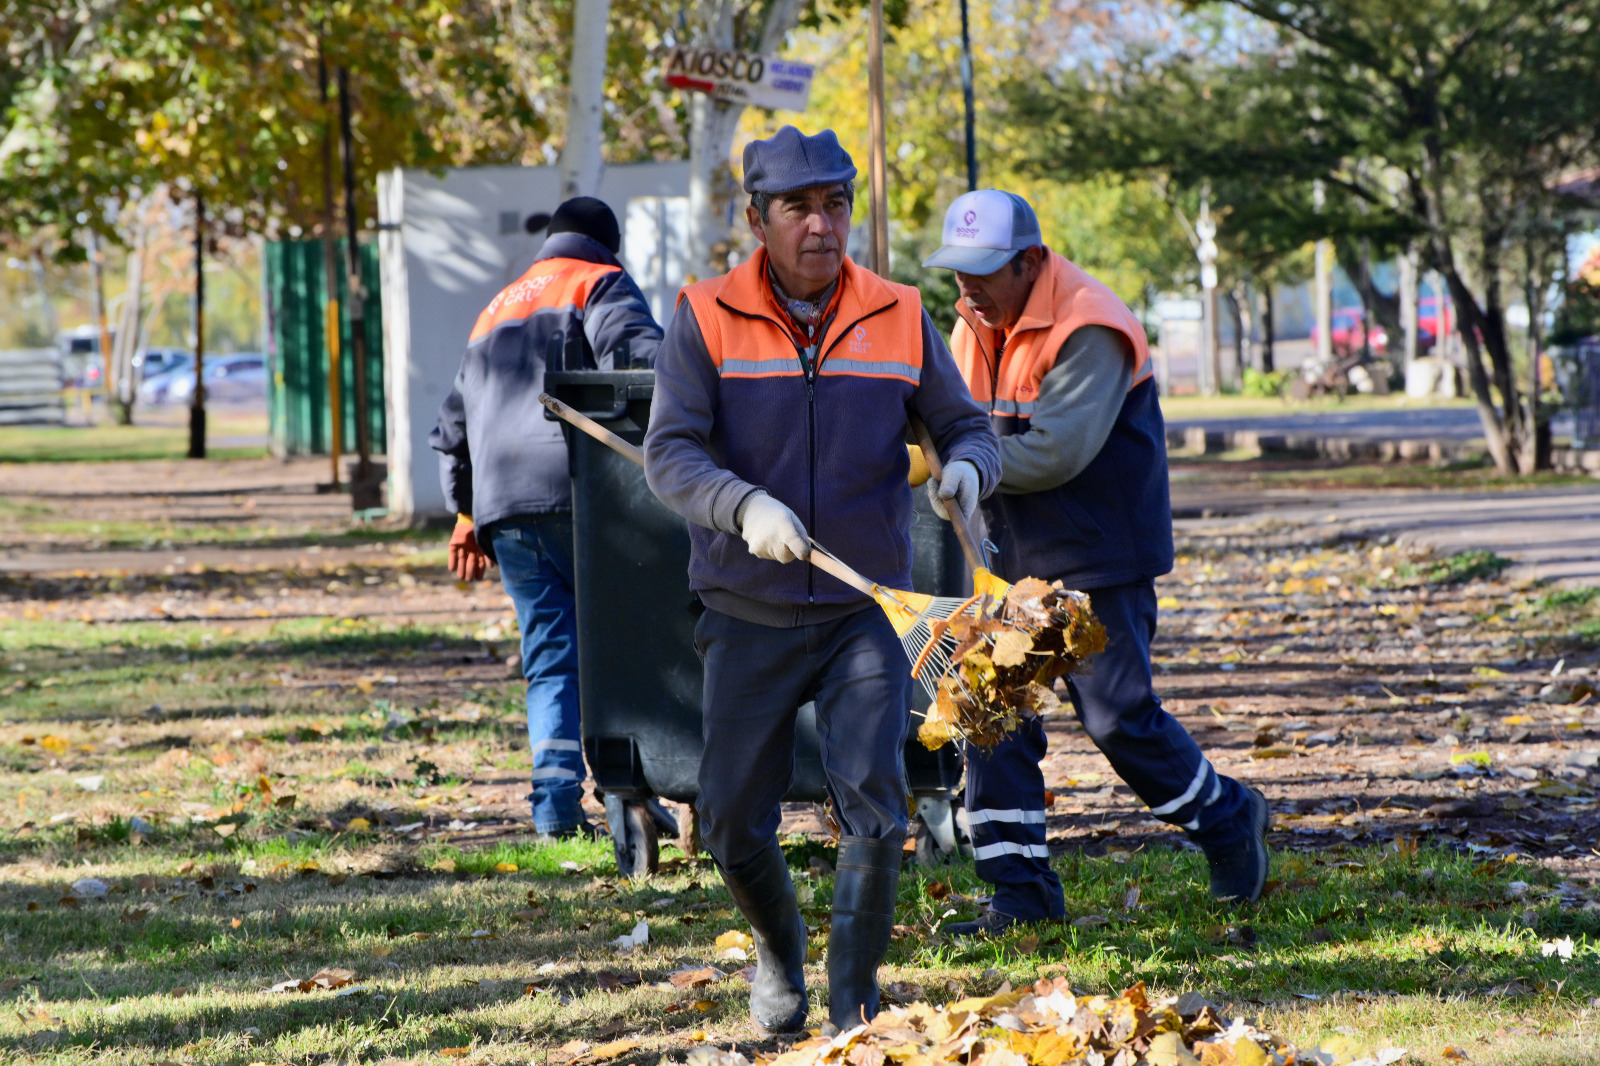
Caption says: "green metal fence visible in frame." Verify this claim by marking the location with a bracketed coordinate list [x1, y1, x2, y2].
[264, 239, 385, 457]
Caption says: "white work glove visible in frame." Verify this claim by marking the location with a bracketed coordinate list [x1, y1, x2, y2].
[737, 492, 810, 563]
[927, 459, 980, 523]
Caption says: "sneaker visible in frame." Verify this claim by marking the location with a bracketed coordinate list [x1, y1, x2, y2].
[1204, 787, 1270, 903]
[943, 909, 1026, 937]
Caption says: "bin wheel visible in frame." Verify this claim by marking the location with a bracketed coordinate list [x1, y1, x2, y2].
[913, 796, 973, 866]
[606, 795, 659, 880]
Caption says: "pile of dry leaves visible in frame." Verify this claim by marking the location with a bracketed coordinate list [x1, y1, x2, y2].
[919, 580, 1107, 749]
[690, 979, 1402, 1066]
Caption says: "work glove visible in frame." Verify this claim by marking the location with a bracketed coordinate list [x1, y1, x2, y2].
[927, 459, 980, 524]
[737, 492, 810, 564]
[448, 517, 490, 582]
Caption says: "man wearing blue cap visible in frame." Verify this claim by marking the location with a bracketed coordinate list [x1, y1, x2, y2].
[922, 189, 1270, 933]
[645, 127, 999, 1033]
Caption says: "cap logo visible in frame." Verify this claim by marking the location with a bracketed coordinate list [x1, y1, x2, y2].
[953, 206, 983, 240]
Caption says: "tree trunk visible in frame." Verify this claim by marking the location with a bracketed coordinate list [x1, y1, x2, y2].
[1442, 265, 1519, 473]
[685, 0, 802, 280]
[1334, 238, 1403, 346]
[1522, 238, 1558, 472]
[1260, 285, 1275, 373]
[559, 0, 611, 200]
[110, 209, 149, 425]
[1226, 282, 1249, 388]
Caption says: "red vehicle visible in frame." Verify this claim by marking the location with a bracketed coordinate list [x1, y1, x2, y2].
[1313, 299, 1457, 357]
[1417, 296, 1453, 352]
[1314, 307, 1388, 357]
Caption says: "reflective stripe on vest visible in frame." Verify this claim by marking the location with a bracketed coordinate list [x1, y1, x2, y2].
[469, 258, 620, 345]
[678, 249, 926, 386]
[950, 250, 1150, 419]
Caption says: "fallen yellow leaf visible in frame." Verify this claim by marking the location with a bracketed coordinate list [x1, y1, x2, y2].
[494, 862, 518, 873]
[585, 1039, 642, 1061]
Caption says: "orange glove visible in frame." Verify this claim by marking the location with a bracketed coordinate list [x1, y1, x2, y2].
[448, 516, 490, 582]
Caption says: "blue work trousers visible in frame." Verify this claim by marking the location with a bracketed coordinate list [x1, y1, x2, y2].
[481, 515, 586, 834]
[965, 578, 1249, 920]
[693, 606, 912, 868]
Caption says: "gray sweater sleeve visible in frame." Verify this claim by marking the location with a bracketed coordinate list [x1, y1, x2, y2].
[643, 301, 763, 534]
[998, 324, 1132, 494]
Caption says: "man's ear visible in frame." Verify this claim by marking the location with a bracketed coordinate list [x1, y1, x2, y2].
[746, 204, 767, 244]
[1022, 245, 1047, 282]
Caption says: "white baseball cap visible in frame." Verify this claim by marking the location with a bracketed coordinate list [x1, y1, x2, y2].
[922, 189, 1042, 275]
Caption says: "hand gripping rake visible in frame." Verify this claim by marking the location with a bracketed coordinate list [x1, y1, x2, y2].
[538, 394, 1002, 701]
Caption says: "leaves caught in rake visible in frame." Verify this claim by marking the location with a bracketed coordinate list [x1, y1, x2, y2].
[911, 576, 1107, 750]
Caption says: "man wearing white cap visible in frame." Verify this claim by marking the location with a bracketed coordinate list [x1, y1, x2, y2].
[922, 189, 1270, 933]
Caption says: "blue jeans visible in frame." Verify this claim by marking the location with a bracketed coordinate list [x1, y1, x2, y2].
[481, 515, 585, 833]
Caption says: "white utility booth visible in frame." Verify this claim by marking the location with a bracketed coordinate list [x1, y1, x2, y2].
[377, 163, 691, 523]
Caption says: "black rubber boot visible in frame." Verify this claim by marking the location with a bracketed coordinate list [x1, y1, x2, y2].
[718, 843, 809, 1033]
[827, 835, 902, 1032]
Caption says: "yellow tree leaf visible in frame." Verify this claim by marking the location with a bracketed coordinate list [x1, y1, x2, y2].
[990, 629, 1034, 667]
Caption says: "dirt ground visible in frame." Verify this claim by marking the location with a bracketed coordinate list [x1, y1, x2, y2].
[2, 455, 1598, 890]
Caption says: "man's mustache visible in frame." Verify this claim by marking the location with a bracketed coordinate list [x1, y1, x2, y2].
[799, 240, 839, 253]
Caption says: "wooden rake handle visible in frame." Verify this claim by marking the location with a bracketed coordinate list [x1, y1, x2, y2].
[538, 393, 878, 598]
[908, 415, 987, 573]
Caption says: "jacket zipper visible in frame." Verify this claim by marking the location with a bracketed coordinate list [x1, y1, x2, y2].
[958, 303, 1006, 412]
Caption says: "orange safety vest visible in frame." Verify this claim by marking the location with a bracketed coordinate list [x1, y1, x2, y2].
[670, 247, 933, 606]
[679, 247, 925, 387]
[468, 257, 622, 345]
[950, 249, 1150, 423]
[946, 248, 1174, 589]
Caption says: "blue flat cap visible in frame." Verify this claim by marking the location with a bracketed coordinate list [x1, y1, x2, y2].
[742, 126, 857, 195]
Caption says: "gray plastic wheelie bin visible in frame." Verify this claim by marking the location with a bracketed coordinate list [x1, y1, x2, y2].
[546, 369, 968, 878]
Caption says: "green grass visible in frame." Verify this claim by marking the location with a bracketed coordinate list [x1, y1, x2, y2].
[12, 516, 439, 551]
[0, 840, 1594, 1065]
[1397, 550, 1514, 586]
[1160, 393, 1475, 420]
[1540, 587, 1600, 611]
[0, 420, 269, 463]
[4, 505, 1599, 1064]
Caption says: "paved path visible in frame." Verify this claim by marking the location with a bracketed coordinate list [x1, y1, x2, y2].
[1177, 483, 1600, 586]
[1165, 405, 1576, 443]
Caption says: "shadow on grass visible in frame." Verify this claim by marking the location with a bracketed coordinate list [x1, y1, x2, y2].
[0, 843, 1595, 1059]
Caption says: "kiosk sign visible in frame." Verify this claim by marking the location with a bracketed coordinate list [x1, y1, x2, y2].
[662, 46, 813, 112]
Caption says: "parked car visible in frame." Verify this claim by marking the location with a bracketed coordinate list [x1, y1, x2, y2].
[139, 353, 267, 405]
[57, 326, 104, 387]
[132, 348, 192, 381]
[1318, 307, 1389, 357]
